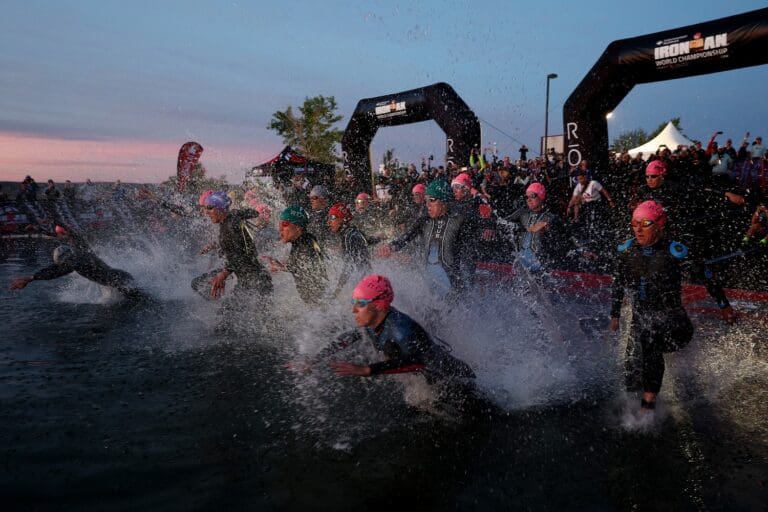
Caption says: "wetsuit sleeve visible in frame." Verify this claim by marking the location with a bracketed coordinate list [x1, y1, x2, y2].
[33, 262, 74, 281]
[683, 259, 731, 309]
[456, 215, 477, 290]
[390, 215, 426, 252]
[223, 216, 260, 274]
[368, 346, 426, 375]
[610, 254, 627, 318]
[369, 330, 429, 375]
[504, 207, 525, 224]
[316, 330, 363, 360]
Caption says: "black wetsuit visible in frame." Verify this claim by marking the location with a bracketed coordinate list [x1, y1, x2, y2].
[286, 232, 328, 305]
[329, 224, 370, 296]
[33, 236, 143, 300]
[505, 207, 566, 271]
[453, 195, 499, 262]
[192, 209, 273, 297]
[307, 207, 331, 246]
[317, 306, 475, 383]
[610, 237, 729, 394]
[636, 180, 743, 285]
[390, 212, 475, 293]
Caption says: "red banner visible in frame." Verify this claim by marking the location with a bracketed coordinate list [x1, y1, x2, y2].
[176, 141, 204, 193]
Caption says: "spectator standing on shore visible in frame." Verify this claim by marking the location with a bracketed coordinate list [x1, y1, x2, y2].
[21, 176, 38, 201]
[44, 180, 61, 201]
[63, 181, 76, 201]
[567, 170, 615, 222]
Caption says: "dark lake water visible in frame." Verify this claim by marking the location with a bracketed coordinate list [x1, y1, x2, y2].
[1, 240, 766, 511]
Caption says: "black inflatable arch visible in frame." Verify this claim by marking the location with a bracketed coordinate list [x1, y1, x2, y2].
[341, 82, 481, 185]
[563, 7, 768, 174]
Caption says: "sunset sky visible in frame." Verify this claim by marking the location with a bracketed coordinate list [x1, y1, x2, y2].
[1, 0, 766, 183]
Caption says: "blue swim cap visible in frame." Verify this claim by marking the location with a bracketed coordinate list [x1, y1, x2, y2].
[204, 191, 231, 210]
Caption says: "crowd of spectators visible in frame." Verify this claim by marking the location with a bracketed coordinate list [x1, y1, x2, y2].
[0, 176, 129, 206]
[273, 131, 767, 282]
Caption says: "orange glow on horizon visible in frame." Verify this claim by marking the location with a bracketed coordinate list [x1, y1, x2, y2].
[0, 132, 272, 183]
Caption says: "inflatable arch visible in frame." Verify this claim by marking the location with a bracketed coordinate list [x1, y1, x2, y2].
[341, 82, 481, 185]
[563, 7, 768, 174]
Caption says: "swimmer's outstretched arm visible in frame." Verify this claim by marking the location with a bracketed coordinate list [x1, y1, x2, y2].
[11, 262, 74, 290]
[286, 331, 362, 373]
[329, 341, 425, 377]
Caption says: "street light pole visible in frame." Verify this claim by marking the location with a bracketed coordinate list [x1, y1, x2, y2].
[544, 73, 558, 156]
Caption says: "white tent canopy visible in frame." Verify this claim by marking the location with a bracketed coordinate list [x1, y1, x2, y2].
[627, 122, 694, 158]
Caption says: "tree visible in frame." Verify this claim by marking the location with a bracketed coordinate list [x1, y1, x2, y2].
[267, 95, 343, 165]
[647, 117, 685, 141]
[610, 118, 687, 153]
[611, 128, 649, 153]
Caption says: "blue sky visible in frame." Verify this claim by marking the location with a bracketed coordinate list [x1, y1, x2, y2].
[0, 0, 766, 182]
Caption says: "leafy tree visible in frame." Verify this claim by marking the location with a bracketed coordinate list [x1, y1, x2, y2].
[267, 95, 343, 164]
[611, 118, 687, 152]
[647, 117, 685, 140]
[611, 128, 649, 152]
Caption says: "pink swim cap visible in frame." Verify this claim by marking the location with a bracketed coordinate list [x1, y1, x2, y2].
[356, 192, 371, 201]
[526, 182, 546, 200]
[412, 183, 426, 195]
[255, 203, 271, 222]
[54, 225, 69, 236]
[198, 190, 214, 206]
[451, 173, 472, 190]
[645, 159, 667, 176]
[353, 274, 394, 309]
[633, 200, 666, 227]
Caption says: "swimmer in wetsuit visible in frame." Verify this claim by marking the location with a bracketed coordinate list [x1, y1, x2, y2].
[307, 274, 475, 385]
[378, 180, 475, 298]
[192, 191, 273, 300]
[9, 224, 146, 300]
[326, 202, 371, 298]
[609, 201, 733, 413]
[264, 205, 328, 305]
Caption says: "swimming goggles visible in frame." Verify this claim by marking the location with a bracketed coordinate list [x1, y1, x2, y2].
[350, 294, 382, 307]
[631, 219, 655, 228]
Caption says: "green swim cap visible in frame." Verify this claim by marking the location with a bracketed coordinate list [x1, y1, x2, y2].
[425, 179, 452, 202]
[279, 204, 309, 227]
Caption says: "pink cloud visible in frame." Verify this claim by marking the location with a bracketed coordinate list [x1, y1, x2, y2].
[0, 132, 275, 183]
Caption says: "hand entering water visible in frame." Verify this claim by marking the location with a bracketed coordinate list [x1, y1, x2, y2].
[285, 360, 313, 374]
[10, 276, 33, 290]
[210, 270, 229, 298]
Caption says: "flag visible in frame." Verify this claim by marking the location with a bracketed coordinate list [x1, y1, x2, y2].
[177, 141, 204, 192]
